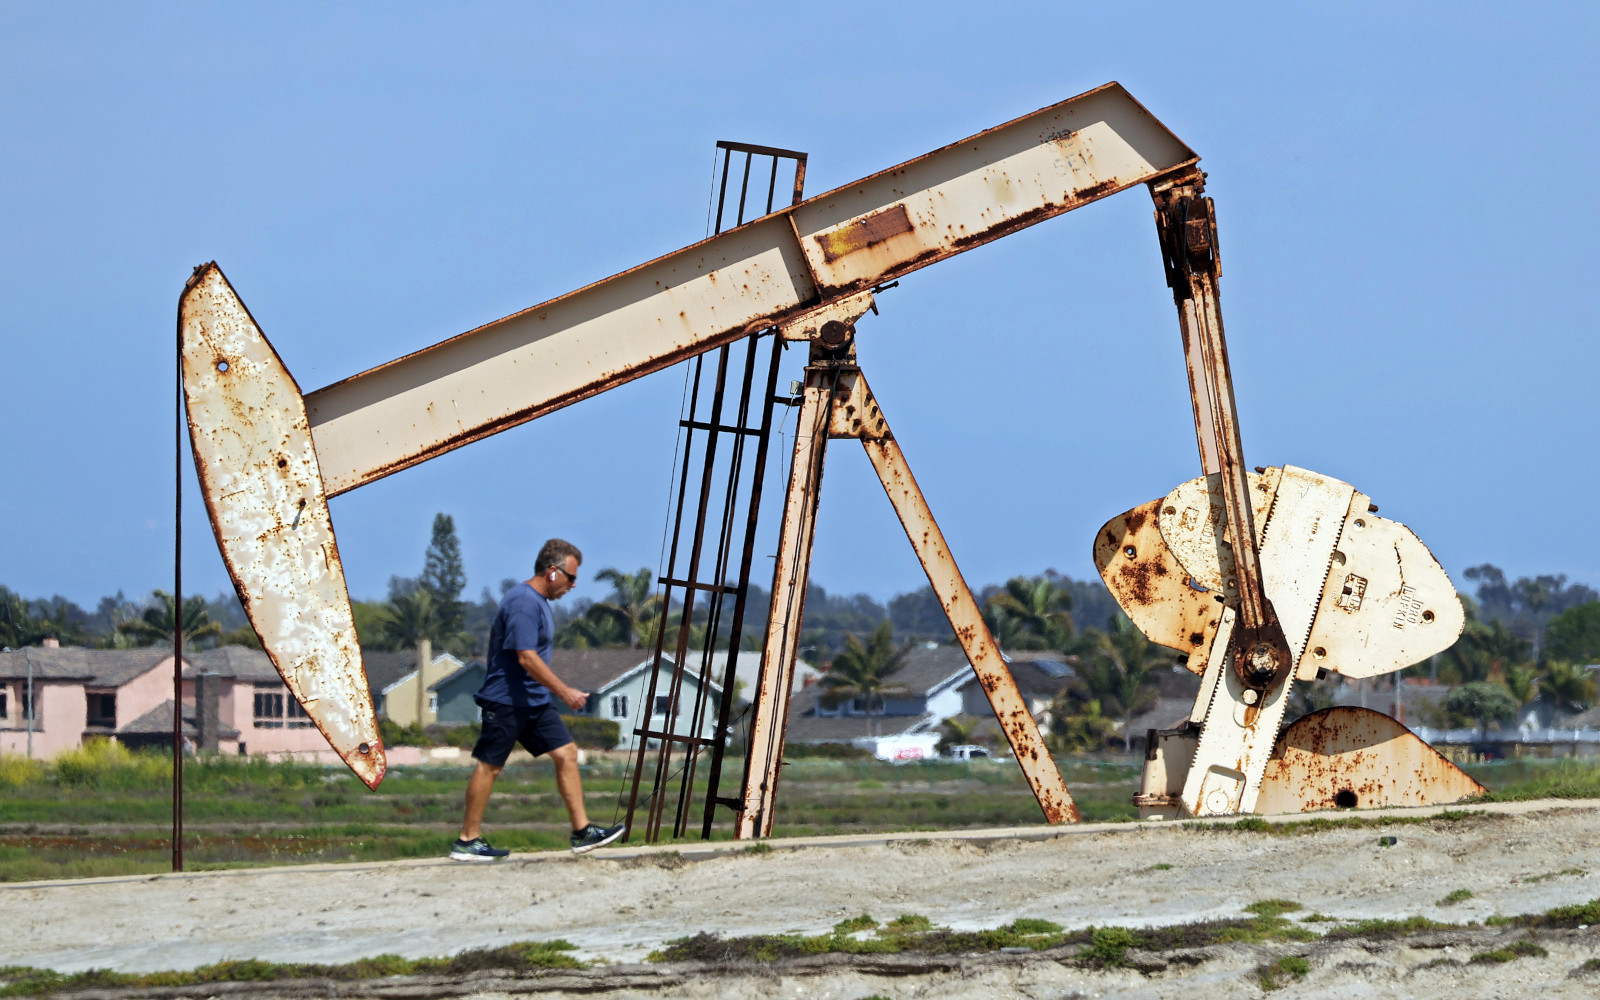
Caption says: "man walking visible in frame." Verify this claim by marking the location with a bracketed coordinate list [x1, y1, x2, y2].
[451, 538, 625, 859]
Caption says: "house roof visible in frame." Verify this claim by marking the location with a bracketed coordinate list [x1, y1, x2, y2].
[183, 646, 281, 682]
[551, 648, 667, 693]
[118, 699, 241, 739]
[429, 659, 485, 693]
[947, 654, 1080, 700]
[362, 650, 430, 695]
[377, 653, 465, 696]
[1559, 704, 1600, 728]
[783, 695, 933, 744]
[0, 647, 173, 685]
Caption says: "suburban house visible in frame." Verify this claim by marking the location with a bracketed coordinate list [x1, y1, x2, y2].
[0, 642, 379, 759]
[558, 649, 722, 751]
[430, 659, 487, 725]
[372, 648, 465, 727]
[357, 650, 428, 717]
[1, 643, 177, 757]
[784, 644, 1079, 759]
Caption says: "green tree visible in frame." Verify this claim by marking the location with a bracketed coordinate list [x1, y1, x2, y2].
[820, 621, 911, 736]
[1545, 602, 1600, 665]
[117, 591, 223, 650]
[1539, 660, 1597, 716]
[1046, 696, 1118, 754]
[1436, 604, 1532, 684]
[590, 567, 662, 648]
[0, 586, 42, 648]
[380, 588, 441, 650]
[419, 514, 467, 635]
[557, 602, 630, 649]
[1445, 681, 1518, 739]
[1078, 617, 1175, 750]
[983, 576, 1073, 651]
[1504, 663, 1539, 706]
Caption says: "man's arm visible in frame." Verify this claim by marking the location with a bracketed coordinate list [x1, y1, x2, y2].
[516, 648, 587, 711]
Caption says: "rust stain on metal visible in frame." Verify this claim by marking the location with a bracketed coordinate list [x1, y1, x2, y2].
[179, 263, 386, 788]
[814, 204, 915, 263]
[1256, 706, 1484, 814]
[1094, 498, 1221, 675]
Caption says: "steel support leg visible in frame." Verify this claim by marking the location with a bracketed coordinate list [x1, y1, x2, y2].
[737, 364, 837, 838]
[838, 371, 1079, 824]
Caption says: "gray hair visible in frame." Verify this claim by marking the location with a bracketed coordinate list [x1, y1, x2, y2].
[535, 538, 583, 575]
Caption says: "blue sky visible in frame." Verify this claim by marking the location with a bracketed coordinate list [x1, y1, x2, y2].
[2, 3, 1596, 613]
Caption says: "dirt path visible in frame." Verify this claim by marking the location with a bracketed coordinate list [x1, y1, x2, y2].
[3, 800, 1598, 996]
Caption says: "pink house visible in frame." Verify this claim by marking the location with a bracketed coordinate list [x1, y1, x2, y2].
[0, 643, 352, 759]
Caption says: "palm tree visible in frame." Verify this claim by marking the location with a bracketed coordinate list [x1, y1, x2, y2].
[1079, 617, 1174, 751]
[1539, 660, 1597, 716]
[1437, 607, 1531, 684]
[1503, 663, 1539, 706]
[117, 591, 223, 649]
[379, 588, 440, 649]
[590, 567, 663, 648]
[983, 577, 1073, 651]
[820, 621, 911, 736]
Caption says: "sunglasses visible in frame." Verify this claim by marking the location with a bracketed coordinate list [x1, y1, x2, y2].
[552, 566, 578, 584]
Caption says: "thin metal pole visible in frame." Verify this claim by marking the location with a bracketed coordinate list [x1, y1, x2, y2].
[173, 306, 185, 872]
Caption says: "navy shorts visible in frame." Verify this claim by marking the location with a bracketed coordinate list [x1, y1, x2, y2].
[472, 700, 573, 767]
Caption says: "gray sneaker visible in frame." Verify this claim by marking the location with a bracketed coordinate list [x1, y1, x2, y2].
[570, 823, 625, 854]
[450, 837, 510, 861]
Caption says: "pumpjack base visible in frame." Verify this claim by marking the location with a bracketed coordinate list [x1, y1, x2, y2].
[1135, 706, 1485, 819]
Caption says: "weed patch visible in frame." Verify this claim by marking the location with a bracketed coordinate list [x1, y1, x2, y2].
[1470, 941, 1547, 964]
[1245, 900, 1302, 918]
[649, 915, 1069, 964]
[1255, 954, 1311, 991]
[1439, 889, 1474, 905]
[1521, 867, 1586, 883]
[1323, 917, 1446, 939]
[1182, 810, 1491, 839]
[0, 941, 580, 996]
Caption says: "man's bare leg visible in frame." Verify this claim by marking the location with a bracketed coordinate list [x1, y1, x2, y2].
[459, 759, 502, 841]
[548, 742, 590, 831]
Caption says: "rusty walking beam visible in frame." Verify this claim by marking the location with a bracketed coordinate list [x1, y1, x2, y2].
[181, 83, 1198, 786]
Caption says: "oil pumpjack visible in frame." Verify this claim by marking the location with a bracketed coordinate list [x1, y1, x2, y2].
[178, 82, 1481, 836]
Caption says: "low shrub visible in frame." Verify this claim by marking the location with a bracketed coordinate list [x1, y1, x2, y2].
[561, 715, 620, 750]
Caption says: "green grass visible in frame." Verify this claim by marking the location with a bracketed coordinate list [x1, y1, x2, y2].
[1255, 954, 1311, 991]
[0, 941, 580, 996]
[1323, 916, 1447, 939]
[1439, 889, 1473, 905]
[1468, 758, 1600, 801]
[1184, 809, 1491, 839]
[1470, 940, 1547, 964]
[0, 752, 1143, 881]
[649, 916, 1068, 963]
[1245, 900, 1303, 918]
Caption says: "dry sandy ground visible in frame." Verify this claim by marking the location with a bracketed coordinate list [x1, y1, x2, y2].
[3, 800, 1599, 998]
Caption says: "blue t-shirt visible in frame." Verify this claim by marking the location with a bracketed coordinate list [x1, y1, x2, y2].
[476, 582, 554, 709]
